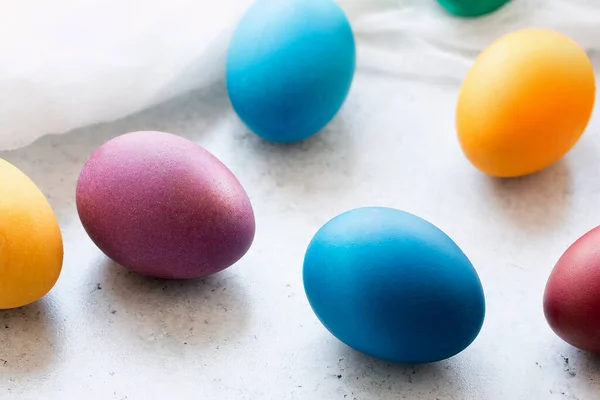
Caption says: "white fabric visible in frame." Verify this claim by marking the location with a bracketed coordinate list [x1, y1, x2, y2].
[1, 0, 599, 150]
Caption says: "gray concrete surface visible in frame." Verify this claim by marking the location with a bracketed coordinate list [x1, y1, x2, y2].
[1, 72, 600, 399]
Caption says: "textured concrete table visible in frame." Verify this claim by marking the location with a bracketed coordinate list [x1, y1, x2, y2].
[1, 63, 600, 399]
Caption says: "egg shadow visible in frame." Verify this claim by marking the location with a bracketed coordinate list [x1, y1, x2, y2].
[0, 300, 60, 374]
[485, 161, 571, 232]
[332, 343, 489, 398]
[536, 346, 600, 398]
[235, 105, 358, 202]
[557, 346, 600, 380]
[85, 259, 251, 350]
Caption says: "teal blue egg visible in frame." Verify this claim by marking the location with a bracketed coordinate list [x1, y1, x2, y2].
[303, 207, 486, 364]
[226, 0, 355, 143]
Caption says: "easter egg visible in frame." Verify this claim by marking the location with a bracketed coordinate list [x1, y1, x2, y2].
[437, 0, 511, 17]
[226, 0, 355, 143]
[76, 131, 255, 279]
[0, 159, 63, 309]
[457, 29, 595, 177]
[544, 226, 600, 353]
[303, 207, 486, 363]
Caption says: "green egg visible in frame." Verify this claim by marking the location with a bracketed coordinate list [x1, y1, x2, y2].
[437, 0, 511, 17]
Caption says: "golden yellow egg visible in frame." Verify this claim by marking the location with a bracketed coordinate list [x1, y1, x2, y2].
[0, 159, 63, 309]
[457, 29, 596, 177]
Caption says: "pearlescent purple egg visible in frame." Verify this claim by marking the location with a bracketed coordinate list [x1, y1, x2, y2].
[76, 131, 255, 279]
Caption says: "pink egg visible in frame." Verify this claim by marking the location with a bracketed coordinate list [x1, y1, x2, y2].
[76, 131, 255, 279]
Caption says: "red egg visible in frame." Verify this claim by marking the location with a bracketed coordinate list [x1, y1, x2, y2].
[543, 226, 600, 353]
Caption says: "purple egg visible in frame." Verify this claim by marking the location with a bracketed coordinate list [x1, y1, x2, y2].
[76, 131, 255, 279]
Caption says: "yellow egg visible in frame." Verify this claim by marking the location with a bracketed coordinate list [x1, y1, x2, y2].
[457, 29, 596, 178]
[0, 159, 63, 309]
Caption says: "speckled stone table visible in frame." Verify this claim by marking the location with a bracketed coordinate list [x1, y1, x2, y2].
[1, 68, 600, 399]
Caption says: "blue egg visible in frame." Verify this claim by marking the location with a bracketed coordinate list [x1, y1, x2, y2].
[303, 207, 486, 364]
[226, 0, 356, 143]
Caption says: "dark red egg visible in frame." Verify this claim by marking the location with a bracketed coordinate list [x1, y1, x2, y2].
[543, 226, 600, 353]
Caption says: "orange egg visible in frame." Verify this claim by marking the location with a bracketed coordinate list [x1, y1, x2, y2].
[0, 159, 63, 309]
[457, 29, 596, 178]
